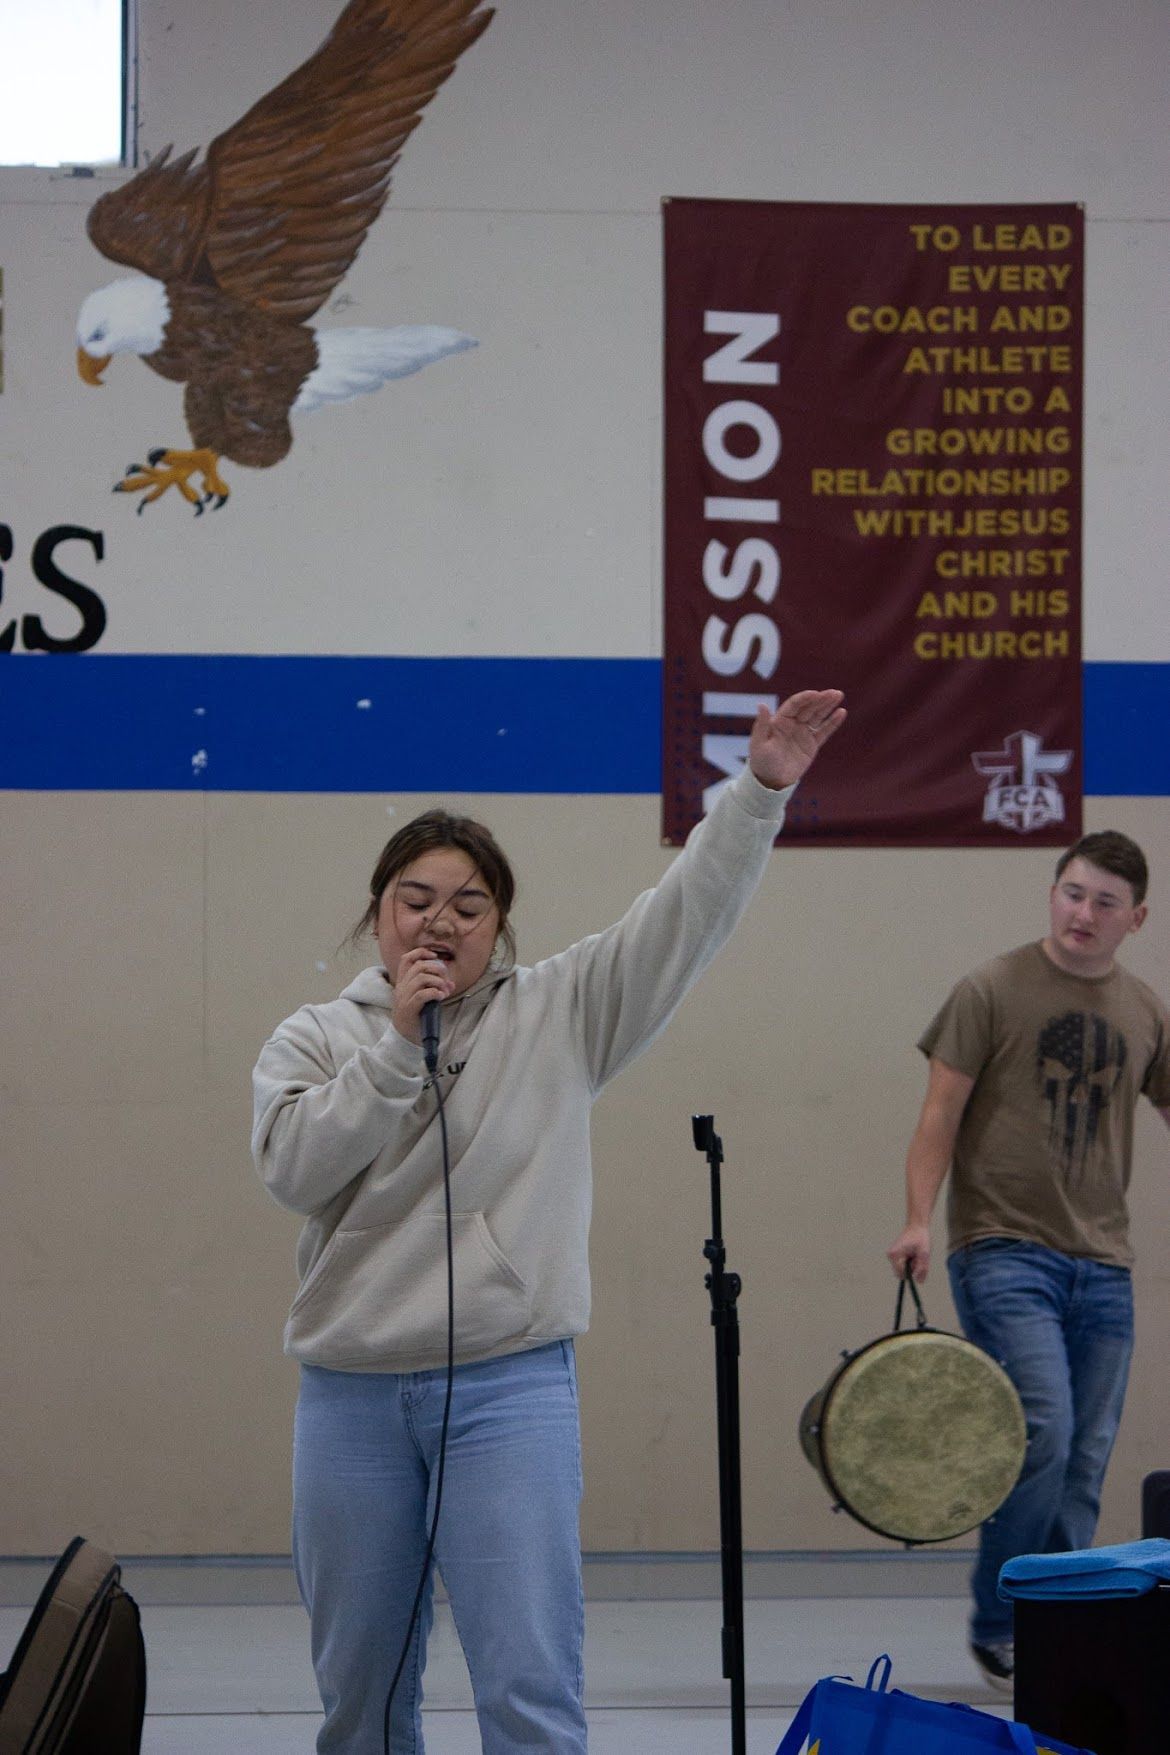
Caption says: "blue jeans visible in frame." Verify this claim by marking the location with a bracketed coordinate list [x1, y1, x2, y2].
[293, 1341, 587, 1753]
[948, 1239, 1134, 1645]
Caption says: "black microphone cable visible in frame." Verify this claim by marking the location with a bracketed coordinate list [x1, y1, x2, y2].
[382, 1002, 455, 1755]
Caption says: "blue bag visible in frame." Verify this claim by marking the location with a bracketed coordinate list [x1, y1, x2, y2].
[774, 1655, 1095, 1754]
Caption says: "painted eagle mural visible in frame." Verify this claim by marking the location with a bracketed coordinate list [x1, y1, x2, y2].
[76, 0, 494, 511]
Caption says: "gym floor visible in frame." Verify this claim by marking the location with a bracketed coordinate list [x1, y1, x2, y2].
[0, 1552, 1011, 1753]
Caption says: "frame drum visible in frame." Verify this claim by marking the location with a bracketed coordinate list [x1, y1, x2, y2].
[799, 1327, 1026, 1544]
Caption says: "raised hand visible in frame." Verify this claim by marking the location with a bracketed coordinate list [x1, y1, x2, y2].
[749, 689, 846, 790]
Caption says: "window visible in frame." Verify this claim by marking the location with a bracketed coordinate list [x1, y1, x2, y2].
[0, 1, 130, 168]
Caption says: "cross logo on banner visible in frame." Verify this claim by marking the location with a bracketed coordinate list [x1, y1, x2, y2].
[971, 730, 1074, 834]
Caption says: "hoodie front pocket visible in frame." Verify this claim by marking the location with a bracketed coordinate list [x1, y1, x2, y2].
[286, 1210, 532, 1368]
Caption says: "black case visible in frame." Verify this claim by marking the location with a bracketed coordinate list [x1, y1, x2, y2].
[0, 1537, 146, 1754]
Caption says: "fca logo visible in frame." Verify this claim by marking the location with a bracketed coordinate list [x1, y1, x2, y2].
[972, 730, 1073, 833]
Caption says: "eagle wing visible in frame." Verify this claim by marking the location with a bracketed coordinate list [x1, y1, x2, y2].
[203, 0, 493, 323]
[86, 146, 213, 282]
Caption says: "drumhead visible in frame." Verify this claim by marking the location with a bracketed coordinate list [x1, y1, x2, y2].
[808, 1330, 1026, 1544]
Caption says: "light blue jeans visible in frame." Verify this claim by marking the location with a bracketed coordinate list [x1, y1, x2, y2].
[293, 1341, 587, 1753]
[948, 1239, 1134, 1645]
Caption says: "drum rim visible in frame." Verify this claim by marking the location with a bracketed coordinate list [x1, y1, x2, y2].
[809, 1325, 1025, 1546]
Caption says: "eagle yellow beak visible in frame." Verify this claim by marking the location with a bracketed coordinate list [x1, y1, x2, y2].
[77, 346, 111, 386]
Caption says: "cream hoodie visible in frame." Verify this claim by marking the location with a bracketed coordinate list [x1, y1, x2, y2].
[252, 767, 792, 1372]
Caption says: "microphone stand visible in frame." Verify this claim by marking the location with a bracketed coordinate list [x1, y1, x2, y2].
[692, 1113, 746, 1755]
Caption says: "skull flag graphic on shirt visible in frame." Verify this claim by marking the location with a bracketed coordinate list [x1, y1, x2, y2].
[1037, 1010, 1128, 1185]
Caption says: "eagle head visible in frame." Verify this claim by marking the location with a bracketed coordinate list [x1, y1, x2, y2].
[76, 277, 171, 385]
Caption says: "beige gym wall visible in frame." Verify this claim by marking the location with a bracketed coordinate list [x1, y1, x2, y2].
[1, 0, 1167, 1555]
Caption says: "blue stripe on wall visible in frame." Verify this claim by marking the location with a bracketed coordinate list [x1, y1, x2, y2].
[0, 655, 662, 793]
[0, 655, 1165, 795]
[1083, 663, 1170, 796]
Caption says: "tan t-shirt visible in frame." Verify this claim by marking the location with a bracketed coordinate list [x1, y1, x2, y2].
[920, 942, 1170, 1267]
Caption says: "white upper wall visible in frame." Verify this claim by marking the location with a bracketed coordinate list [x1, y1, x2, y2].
[138, 0, 1169, 214]
[1, 0, 1166, 659]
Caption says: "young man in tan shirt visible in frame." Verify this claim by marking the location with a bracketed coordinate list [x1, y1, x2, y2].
[888, 831, 1170, 1690]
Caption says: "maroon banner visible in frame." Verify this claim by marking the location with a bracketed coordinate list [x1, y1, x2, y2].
[662, 200, 1083, 846]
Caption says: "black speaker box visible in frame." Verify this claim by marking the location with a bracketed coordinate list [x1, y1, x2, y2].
[1014, 1587, 1170, 1755]
[1140, 1470, 1170, 1539]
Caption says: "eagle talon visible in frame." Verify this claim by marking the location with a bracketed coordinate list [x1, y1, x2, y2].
[111, 445, 230, 511]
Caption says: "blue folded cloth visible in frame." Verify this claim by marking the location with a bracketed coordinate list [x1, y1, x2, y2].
[999, 1538, 1170, 1600]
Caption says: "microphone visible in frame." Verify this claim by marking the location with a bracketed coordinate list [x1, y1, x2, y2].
[421, 1000, 441, 1074]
